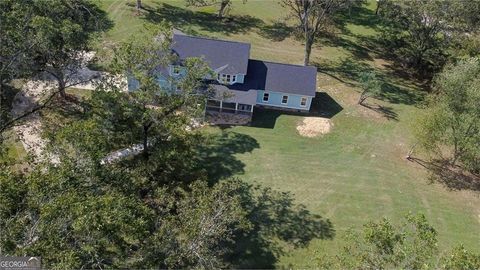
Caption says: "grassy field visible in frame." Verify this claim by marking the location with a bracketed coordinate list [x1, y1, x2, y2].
[96, 0, 479, 267]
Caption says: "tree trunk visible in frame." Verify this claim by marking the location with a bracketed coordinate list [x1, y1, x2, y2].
[136, 0, 142, 10]
[218, 0, 229, 18]
[58, 78, 66, 99]
[358, 96, 367, 105]
[375, 0, 380, 15]
[304, 36, 313, 66]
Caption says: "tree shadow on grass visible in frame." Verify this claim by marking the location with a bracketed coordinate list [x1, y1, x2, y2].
[319, 34, 375, 62]
[361, 103, 398, 121]
[314, 58, 425, 106]
[225, 183, 335, 268]
[251, 92, 343, 129]
[193, 131, 259, 183]
[409, 157, 480, 192]
[139, 3, 263, 36]
[257, 21, 294, 42]
[335, 4, 382, 34]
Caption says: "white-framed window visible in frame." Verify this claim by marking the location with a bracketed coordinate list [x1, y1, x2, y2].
[300, 97, 308, 107]
[281, 95, 288, 104]
[226, 74, 231, 82]
[232, 75, 236, 83]
[263, 92, 269, 102]
[172, 65, 181, 75]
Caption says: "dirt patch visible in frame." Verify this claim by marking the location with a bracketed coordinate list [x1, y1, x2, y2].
[297, 117, 333, 137]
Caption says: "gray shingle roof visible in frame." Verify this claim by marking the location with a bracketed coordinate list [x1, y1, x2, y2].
[211, 84, 258, 104]
[246, 60, 317, 96]
[172, 33, 250, 75]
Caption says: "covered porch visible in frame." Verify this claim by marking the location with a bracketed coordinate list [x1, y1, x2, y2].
[206, 99, 253, 115]
[204, 87, 257, 125]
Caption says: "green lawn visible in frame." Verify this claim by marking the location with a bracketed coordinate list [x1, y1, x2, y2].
[98, 0, 480, 267]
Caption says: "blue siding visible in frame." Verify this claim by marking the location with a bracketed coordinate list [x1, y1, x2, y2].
[256, 90, 313, 110]
[128, 74, 176, 92]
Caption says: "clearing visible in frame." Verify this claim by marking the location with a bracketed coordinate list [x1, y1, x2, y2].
[100, 0, 480, 267]
[6, 0, 476, 268]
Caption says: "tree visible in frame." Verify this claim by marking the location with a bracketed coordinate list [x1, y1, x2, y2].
[357, 71, 382, 105]
[414, 57, 480, 173]
[0, 0, 112, 134]
[281, 0, 353, 66]
[441, 245, 480, 270]
[379, 0, 480, 77]
[317, 213, 480, 269]
[317, 213, 438, 269]
[28, 0, 112, 98]
[186, 0, 247, 18]
[104, 23, 212, 159]
[1, 127, 328, 269]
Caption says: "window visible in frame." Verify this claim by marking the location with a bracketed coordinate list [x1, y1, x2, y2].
[281, 95, 288, 104]
[263, 92, 269, 102]
[226, 74, 231, 82]
[300, 97, 308, 107]
[232, 75, 236, 83]
[172, 65, 181, 75]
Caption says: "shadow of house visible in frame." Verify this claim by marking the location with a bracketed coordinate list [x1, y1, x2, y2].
[140, 3, 263, 36]
[193, 131, 259, 183]
[251, 92, 343, 129]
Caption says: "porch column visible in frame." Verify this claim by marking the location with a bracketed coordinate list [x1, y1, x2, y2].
[235, 103, 238, 114]
[219, 100, 223, 112]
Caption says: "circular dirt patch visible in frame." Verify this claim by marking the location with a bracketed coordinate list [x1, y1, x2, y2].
[297, 117, 333, 137]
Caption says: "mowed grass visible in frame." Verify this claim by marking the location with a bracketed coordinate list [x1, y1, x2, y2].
[99, 0, 480, 267]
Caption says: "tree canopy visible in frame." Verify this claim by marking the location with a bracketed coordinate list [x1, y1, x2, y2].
[379, 0, 480, 78]
[414, 57, 480, 173]
[0, 0, 112, 134]
[317, 213, 480, 269]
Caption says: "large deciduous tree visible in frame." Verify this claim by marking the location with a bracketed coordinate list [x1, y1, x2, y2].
[1, 120, 329, 268]
[379, 0, 480, 78]
[281, 0, 353, 66]
[414, 57, 480, 173]
[104, 23, 212, 159]
[28, 0, 112, 98]
[0, 0, 112, 134]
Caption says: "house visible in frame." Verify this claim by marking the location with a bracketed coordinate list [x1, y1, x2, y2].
[129, 32, 318, 122]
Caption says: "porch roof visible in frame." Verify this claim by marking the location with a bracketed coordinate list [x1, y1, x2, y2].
[210, 84, 257, 105]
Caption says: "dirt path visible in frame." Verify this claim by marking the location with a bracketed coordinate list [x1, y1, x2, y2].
[10, 52, 114, 162]
[11, 80, 57, 161]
